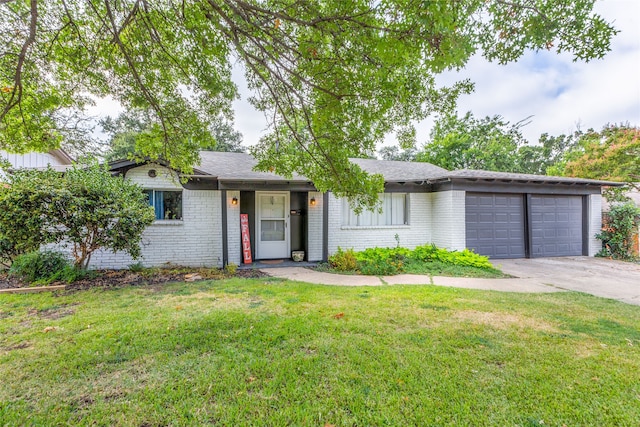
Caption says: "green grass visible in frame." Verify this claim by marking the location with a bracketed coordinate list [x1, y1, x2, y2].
[1, 279, 639, 426]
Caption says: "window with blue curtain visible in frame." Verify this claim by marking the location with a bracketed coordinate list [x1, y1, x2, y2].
[144, 190, 183, 220]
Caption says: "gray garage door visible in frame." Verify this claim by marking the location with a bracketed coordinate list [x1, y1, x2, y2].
[530, 195, 583, 257]
[466, 193, 526, 259]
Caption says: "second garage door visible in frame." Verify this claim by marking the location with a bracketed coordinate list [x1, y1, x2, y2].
[530, 195, 583, 257]
[465, 193, 526, 259]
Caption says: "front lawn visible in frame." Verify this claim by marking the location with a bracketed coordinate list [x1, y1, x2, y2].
[1, 279, 639, 426]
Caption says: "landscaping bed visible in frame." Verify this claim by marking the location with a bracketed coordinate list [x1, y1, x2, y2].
[325, 244, 506, 278]
[0, 267, 267, 291]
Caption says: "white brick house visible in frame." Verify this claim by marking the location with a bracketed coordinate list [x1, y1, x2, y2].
[81, 151, 620, 269]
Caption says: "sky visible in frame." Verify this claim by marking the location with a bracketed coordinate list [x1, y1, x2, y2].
[230, 0, 640, 150]
[90, 1, 640, 151]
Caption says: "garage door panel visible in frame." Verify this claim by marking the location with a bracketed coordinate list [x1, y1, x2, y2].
[530, 195, 583, 257]
[466, 193, 525, 259]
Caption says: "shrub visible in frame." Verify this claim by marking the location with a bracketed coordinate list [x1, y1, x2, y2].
[328, 243, 495, 276]
[355, 247, 409, 275]
[597, 202, 640, 260]
[0, 163, 155, 269]
[328, 247, 357, 271]
[225, 262, 238, 275]
[9, 250, 71, 284]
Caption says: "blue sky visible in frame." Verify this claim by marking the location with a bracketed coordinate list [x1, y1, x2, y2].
[232, 0, 640, 149]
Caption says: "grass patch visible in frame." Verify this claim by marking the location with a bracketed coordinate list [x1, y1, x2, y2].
[1, 279, 639, 425]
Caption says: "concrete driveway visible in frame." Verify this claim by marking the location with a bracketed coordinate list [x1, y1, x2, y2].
[492, 257, 640, 306]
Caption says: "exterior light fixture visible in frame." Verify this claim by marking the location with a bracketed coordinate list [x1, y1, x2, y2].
[231, 197, 238, 205]
[310, 197, 316, 206]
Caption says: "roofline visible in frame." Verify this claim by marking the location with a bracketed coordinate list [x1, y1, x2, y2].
[428, 175, 624, 187]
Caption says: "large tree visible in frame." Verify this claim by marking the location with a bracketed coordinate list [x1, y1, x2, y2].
[0, 0, 617, 207]
[416, 111, 538, 172]
[100, 110, 245, 161]
[549, 124, 640, 184]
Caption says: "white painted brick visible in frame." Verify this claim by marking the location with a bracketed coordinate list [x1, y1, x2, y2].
[86, 165, 223, 269]
[429, 190, 466, 251]
[307, 192, 324, 261]
[588, 194, 603, 256]
[326, 192, 433, 255]
[227, 190, 241, 265]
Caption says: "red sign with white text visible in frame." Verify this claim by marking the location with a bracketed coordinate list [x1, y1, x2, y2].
[240, 214, 252, 264]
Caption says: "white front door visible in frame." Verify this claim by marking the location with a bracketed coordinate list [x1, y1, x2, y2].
[256, 192, 290, 259]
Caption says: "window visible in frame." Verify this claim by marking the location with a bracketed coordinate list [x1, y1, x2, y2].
[342, 193, 408, 226]
[144, 190, 183, 220]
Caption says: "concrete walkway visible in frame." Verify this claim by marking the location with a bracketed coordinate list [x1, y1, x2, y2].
[262, 257, 640, 306]
[261, 267, 563, 293]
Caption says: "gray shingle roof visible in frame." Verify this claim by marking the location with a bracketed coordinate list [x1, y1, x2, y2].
[196, 152, 449, 182]
[432, 169, 622, 186]
[349, 158, 448, 181]
[190, 152, 621, 187]
[197, 152, 308, 182]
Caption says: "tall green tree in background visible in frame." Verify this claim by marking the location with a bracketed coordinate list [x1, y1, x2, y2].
[0, 0, 618, 207]
[549, 124, 640, 184]
[416, 111, 541, 173]
[100, 111, 245, 162]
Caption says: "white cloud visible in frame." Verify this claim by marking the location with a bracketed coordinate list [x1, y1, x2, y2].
[88, 1, 640, 150]
[412, 0, 640, 144]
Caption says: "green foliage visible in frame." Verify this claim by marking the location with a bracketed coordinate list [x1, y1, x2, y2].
[9, 250, 70, 284]
[355, 247, 409, 276]
[417, 112, 532, 172]
[101, 111, 245, 162]
[0, 0, 617, 209]
[328, 247, 357, 272]
[0, 163, 155, 269]
[128, 262, 145, 273]
[412, 244, 494, 269]
[596, 203, 640, 260]
[551, 125, 640, 183]
[225, 263, 238, 276]
[338, 244, 495, 276]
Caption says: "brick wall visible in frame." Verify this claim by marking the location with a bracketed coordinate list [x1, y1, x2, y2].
[588, 194, 603, 256]
[88, 164, 223, 269]
[326, 192, 432, 254]
[307, 191, 324, 261]
[429, 190, 466, 251]
[227, 190, 241, 265]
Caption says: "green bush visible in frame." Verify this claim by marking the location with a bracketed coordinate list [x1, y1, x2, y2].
[225, 262, 238, 275]
[411, 244, 493, 269]
[328, 247, 357, 271]
[596, 202, 640, 260]
[9, 250, 71, 284]
[328, 243, 495, 276]
[355, 247, 409, 275]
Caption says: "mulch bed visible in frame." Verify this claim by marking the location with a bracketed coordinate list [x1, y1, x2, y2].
[0, 268, 268, 292]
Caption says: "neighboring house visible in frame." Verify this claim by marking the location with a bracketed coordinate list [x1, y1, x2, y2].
[1, 149, 73, 171]
[84, 151, 617, 269]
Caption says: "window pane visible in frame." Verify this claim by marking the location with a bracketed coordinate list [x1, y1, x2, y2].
[162, 191, 182, 220]
[341, 193, 407, 226]
[261, 220, 285, 241]
[260, 195, 285, 218]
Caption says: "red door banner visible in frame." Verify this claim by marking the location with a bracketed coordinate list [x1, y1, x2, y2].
[240, 214, 253, 264]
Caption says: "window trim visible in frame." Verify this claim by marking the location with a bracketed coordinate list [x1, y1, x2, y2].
[341, 193, 409, 227]
[144, 189, 184, 221]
